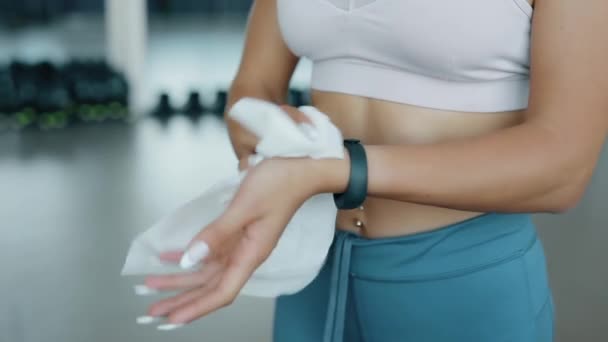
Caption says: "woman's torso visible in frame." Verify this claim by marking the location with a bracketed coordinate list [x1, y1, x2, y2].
[277, 0, 534, 237]
[312, 91, 525, 238]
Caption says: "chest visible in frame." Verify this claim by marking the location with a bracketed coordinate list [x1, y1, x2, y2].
[277, 0, 532, 78]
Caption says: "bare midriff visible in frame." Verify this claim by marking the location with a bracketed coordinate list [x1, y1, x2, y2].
[311, 90, 526, 239]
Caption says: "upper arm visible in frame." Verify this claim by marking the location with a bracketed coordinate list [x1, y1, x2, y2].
[526, 0, 608, 157]
[232, 0, 299, 100]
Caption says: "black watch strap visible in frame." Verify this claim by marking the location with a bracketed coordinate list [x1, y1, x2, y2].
[333, 139, 368, 210]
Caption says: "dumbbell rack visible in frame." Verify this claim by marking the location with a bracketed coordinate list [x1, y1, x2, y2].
[0, 58, 311, 132]
[150, 88, 311, 125]
[0, 60, 130, 132]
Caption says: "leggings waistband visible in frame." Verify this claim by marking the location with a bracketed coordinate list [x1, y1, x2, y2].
[323, 213, 537, 342]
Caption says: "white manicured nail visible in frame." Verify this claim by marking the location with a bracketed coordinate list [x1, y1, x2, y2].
[134, 285, 158, 296]
[300, 123, 319, 140]
[136, 316, 160, 325]
[180, 241, 209, 269]
[157, 323, 184, 331]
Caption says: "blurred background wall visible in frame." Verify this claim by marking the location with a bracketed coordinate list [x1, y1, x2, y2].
[0, 1, 606, 342]
[0, 0, 252, 18]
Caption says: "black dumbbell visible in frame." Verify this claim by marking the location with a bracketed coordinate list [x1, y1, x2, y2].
[151, 92, 174, 124]
[105, 72, 129, 120]
[10, 61, 38, 129]
[209, 90, 228, 118]
[34, 62, 73, 130]
[182, 91, 205, 121]
[10, 61, 37, 108]
[64, 60, 96, 122]
[0, 67, 17, 132]
[65, 60, 129, 123]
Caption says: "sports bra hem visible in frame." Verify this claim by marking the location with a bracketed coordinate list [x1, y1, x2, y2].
[311, 59, 530, 113]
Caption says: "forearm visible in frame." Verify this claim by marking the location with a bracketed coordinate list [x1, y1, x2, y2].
[313, 121, 594, 214]
[365, 122, 590, 213]
[227, 80, 287, 114]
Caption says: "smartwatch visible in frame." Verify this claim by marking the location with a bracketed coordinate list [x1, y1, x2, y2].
[333, 139, 368, 210]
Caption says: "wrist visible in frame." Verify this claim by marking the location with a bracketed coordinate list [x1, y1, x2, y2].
[305, 148, 350, 195]
[267, 150, 350, 197]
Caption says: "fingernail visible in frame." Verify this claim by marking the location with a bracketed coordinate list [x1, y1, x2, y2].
[300, 123, 319, 140]
[180, 241, 209, 269]
[136, 316, 160, 325]
[157, 323, 184, 331]
[134, 285, 158, 296]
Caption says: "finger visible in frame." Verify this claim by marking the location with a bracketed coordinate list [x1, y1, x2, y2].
[238, 156, 249, 171]
[158, 251, 183, 263]
[239, 153, 266, 171]
[235, 145, 255, 162]
[167, 233, 264, 324]
[147, 273, 223, 318]
[179, 207, 252, 269]
[279, 105, 313, 125]
[145, 260, 224, 291]
[227, 119, 259, 158]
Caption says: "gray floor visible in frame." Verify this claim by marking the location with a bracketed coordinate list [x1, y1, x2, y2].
[0, 119, 274, 342]
[1, 15, 607, 342]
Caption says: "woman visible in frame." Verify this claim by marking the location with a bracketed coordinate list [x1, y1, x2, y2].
[143, 0, 608, 340]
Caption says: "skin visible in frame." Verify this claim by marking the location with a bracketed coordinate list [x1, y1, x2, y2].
[145, 0, 608, 326]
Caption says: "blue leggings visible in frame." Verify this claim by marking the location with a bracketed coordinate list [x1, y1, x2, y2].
[273, 213, 554, 342]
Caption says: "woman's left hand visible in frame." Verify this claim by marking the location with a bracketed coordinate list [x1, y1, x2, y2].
[143, 156, 340, 325]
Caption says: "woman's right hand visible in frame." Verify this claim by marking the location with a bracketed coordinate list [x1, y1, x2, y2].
[225, 103, 313, 170]
[226, 117, 259, 170]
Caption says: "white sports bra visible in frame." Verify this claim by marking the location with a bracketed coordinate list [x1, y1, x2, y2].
[277, 0, 534, 112]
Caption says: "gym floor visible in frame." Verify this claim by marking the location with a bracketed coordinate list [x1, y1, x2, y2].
[1, 15, 606, 342]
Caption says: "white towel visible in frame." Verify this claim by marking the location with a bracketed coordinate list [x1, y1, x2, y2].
[121, 98, 344, 297]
